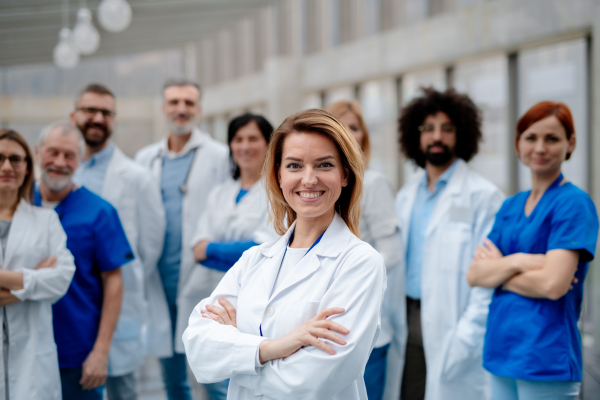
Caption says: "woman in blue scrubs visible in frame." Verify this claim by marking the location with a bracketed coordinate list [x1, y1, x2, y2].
[467, 101, 599, 399]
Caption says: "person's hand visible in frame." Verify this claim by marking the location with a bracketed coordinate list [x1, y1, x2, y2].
[258, 308, 349, 364]
[193, 241, 209, 262]
[569, 277, 578, 290]
[35, 257, 57, 270]
[79, 348, 108, 390]
[474, 239, 503, 261]
[201, 298, 237, 328]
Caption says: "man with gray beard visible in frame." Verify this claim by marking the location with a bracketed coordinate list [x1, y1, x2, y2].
[33, 121, 130, 400]
[135, 79, 229, 400]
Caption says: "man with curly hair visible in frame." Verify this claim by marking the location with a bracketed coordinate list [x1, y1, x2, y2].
[394, 88, 504, 400]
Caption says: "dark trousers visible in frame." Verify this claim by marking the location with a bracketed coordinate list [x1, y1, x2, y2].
[401, 297, 426, 400]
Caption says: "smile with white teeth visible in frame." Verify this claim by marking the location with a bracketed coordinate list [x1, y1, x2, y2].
[298, 191, 324, 199]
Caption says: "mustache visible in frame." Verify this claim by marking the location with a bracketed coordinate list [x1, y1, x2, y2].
[45, 165, 73, 175]
[83, 122, 109, 134]
[172, 113, 191, 120]
[426, 141, 450, 153]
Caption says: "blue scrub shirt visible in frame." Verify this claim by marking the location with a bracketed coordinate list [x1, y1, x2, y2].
[483, 174, 599, 381]
[35, 186, 134, 368]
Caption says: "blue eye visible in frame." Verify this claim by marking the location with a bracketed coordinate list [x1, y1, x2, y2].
[320, 162, 334, 168]
[286, 163, 300, 169]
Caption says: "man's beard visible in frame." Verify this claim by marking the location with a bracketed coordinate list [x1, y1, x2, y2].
[167, 113, 198, 136]
[41, 166, 73, 191]
[78, 122, 111, 148]
[424, 142, 455, 166]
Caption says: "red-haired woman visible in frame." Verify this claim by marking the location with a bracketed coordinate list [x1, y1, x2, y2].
[467, 102, 598, 399]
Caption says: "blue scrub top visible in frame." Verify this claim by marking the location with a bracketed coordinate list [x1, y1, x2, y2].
[35, 186, 134, 368]
[483, 174, 599, 381]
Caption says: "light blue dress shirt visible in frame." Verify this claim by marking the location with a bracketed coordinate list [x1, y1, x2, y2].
[73, 142, 115, 196]
[405, 159, 458, 299]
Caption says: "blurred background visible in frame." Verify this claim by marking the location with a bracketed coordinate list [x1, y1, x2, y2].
[1, 0, 600, 398]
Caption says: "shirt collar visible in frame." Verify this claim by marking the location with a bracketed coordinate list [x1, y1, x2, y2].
[420, 158, 459, 192]
[82, 142, 115, 167]
[161, 127, 205, 158]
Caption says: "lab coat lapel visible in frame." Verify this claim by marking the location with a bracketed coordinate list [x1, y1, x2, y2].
[268, 213, 350, 301]
[102, 146, 126, 202]
[425, 160, 467, 237]
[259, 221, 295, 299]
[4, 200, 31, 268]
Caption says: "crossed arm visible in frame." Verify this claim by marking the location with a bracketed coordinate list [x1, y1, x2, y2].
[0, 257, 58, 305]
[466, 239, 579, 300]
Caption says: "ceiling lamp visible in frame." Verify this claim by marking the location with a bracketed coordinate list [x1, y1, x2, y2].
[98, 0, 132, 32]
[53, 28, 80, 69]
[73, 7, 100, 55]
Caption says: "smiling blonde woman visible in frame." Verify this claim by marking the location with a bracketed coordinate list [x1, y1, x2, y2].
[183, 109, 386, 400]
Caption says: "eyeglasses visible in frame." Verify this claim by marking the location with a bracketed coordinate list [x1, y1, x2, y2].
[0, 154, 28, 168]
[418, 123, 456, 134]
[76, 107, 116, 119]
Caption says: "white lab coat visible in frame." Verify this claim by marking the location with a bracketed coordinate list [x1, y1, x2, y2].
[360, 170, 406, 400]
[393, 159, 504, 400]
[99, 146, 167, 374]
[183, 213, 386, 400]
[135, 128, 229, 353]
[0, 200, 75, 400]
[191, 177, 268, 255]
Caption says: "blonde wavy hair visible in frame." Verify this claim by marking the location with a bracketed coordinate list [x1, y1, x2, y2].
[325, 100, 371, 165]
[263, 109, 364, 236]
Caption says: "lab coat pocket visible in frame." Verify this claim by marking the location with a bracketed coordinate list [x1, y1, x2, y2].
[440, 223, 471, 271]
[441, 330, 479, 382]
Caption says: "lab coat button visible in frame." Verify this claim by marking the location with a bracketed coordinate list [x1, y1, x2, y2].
[266, 307, 274, 317]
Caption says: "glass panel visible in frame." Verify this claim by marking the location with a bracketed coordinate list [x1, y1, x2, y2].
[401, 68, 446, 183]
[454, 55, 509, 194]
[517, 38, 589, 191]
[359, 78, 399, 187]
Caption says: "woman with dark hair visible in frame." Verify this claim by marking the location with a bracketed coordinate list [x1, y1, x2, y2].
[327, 100, 402, 400]
[467, 101, 598, 400]
[0, 129, 75, 399]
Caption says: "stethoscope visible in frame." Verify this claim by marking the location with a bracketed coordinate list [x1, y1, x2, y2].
[151, 147, 198, 194]
[259, 229, 325, 337]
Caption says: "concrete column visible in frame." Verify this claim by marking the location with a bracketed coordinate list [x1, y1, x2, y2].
[264, 56, 303, 126]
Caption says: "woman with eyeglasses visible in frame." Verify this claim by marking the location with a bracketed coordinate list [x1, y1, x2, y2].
[467, 102, 599, 400]
[182, 109, 386, 400]
[326, 100, 402, 400]
[0, 129, 75, 399]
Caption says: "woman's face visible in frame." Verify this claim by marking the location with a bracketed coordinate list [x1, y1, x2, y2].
[230, 121, 268, 178]
[278, 132, 348, 221]
[338, 111, 364, 148]
[0, 139, 28, 194]
[517, 115, 575, 176]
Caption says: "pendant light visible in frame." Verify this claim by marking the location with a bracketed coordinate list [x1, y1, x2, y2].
[53, 0, 80, 69]
[98, 0, 132, 32]
[73, 6, 100, 55]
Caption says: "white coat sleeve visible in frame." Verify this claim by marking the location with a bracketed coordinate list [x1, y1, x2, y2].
[442, 188, 504, 378]
[235, 248, 386, 400]
[12, 212, 75, 303]
[183, 250, 269, 383]
[190, 187, 218, 247]
[363, 174, 402, 271]
[137, 172, 166, 281]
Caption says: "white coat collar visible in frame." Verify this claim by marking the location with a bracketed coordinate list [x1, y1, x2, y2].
[258, 212, 353, 259]
[159, 127, 206, 158]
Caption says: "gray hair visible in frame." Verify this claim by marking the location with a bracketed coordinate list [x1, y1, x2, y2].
[38, 120, 85, 156]
[162, 78, 202, 99]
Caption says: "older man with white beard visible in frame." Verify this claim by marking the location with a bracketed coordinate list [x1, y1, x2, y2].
[135, 79, 229, 400]
[34, 121, 131, 400]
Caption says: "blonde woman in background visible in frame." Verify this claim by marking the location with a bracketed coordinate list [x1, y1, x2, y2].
[183, 109, 386, 400]
[327, 100, 404, 400]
